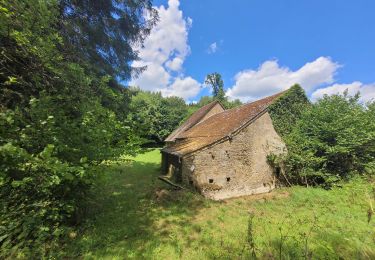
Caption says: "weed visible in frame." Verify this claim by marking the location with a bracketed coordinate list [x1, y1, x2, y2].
[59, 150, 375, 259]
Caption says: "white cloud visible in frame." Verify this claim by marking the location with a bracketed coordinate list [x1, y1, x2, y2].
[161, 76, 202, 100]
[311, 82, 375, 103]
[130, 0, 203, 100]
[138, 0, 190, 66]
[131, 63, 170, 91]
[165, 57, 184, 71]
[131, 2, 373, 104]
[226, 57, 340, 102]
[207, 42, 218, 54]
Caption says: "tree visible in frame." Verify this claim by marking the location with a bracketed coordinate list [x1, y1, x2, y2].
[59, 0, 158, 81]
[270, 88, 375, 186]
[160, 96, 189, 138]
[0, 0, 153, 256]
[226, 98, 243, 109]
[205, 72, 226, 103]
[128, 90, 188, 144]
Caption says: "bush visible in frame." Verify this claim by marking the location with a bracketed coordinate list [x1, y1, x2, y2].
[0, 143, 86, 257]
[0, 91, 141, 257]
[268, 84, 311, 137]
[0, 0, 142, 257]
[271, 90, 375, 186]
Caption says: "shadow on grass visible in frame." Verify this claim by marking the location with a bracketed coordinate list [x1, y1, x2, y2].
[63, 158, 207, 258]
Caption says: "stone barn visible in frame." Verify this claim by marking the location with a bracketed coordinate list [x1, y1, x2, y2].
[161, 91, 287, 200]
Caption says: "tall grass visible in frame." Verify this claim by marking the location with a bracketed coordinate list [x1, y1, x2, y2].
[61, 150, 375, 259]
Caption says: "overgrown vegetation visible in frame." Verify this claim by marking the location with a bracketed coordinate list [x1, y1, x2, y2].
[2, 0, 374, 258]
[0, 0, 155, 257]
[268, 84, 311, 137]
[62, 150, 375, 259]
[269, 85, 375, 186]
[127, 88, 189, 144]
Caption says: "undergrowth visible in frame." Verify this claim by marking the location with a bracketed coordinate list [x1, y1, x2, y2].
[60, 150, 375, 259]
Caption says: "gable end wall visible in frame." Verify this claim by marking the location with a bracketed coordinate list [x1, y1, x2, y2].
[165, 103, 225, 146]
[181, 112, 286, 200]
[198, 103, 225, 124]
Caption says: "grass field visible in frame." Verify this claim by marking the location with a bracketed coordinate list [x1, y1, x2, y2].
[63, 149, 375, 259]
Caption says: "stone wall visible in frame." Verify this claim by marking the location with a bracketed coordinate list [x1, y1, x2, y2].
[199, 103, 224, 123]
[181, 112, 286, 200]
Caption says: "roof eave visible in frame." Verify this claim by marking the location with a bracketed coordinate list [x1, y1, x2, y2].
[173, 108, 270, 157]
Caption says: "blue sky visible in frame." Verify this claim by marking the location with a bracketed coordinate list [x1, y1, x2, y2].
[131, 0, 375, 103]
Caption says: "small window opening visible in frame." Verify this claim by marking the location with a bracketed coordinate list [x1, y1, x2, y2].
[226, 177, 231, 182]
[209, 179, 214, 184]
[275, 167, 281, 178]
[189, 180, 193, 185]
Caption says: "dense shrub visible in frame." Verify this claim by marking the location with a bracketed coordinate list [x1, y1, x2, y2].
[0, 0, 147, 257]
[0, 94, 141, 257]
[270, 89, 375, 186]
[268, 84, 311, 137]
[0, 142, 86, 257]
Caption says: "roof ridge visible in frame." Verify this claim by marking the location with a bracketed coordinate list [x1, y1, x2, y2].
[183, 100, 223, 131]
[164, 99, 225, 142]
[182, 91, 285, 137]
[163, 90, 286, 155]
[229, 89, 286, 111]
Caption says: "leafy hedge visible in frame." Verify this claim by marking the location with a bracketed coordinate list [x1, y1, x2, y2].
[0, 91, 139, 258]
[0, 143, 86, 256]
[0, 0, 142, 257]
[269, 86, 375, 186]
[268, 84, 311, 137]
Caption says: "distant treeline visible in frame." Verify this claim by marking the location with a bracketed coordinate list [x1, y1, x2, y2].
[128, 87, 242, 145]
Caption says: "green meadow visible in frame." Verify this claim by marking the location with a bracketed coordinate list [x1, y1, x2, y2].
[63, 149, 375, 259]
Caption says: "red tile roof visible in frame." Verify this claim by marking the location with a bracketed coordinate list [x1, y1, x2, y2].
[165, 100, 224, 142]
[162, 91, 285, 156]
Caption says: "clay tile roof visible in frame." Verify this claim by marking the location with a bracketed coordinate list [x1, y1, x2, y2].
[162, 91, 285, 156]
[165, 100, 224, 142]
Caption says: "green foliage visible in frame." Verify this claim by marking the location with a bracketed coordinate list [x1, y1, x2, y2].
[226, 98, 242, 108]
[205, 72, 226, 104]
[288, 94, 374, 185]
[0, 0, 63, 108]
[61, 150, 375, 259]
[128, 89, 188, 143]
[0, 142, 86, 258]
[270, 87, 375, 186]
[59, 0, 158, 81]
[195, 95, 215, 107]
[0, 0, 150, 257]
[0, 97, 140, 257]
[268, 84, 311, 137]
[203, 73, 242, 109]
